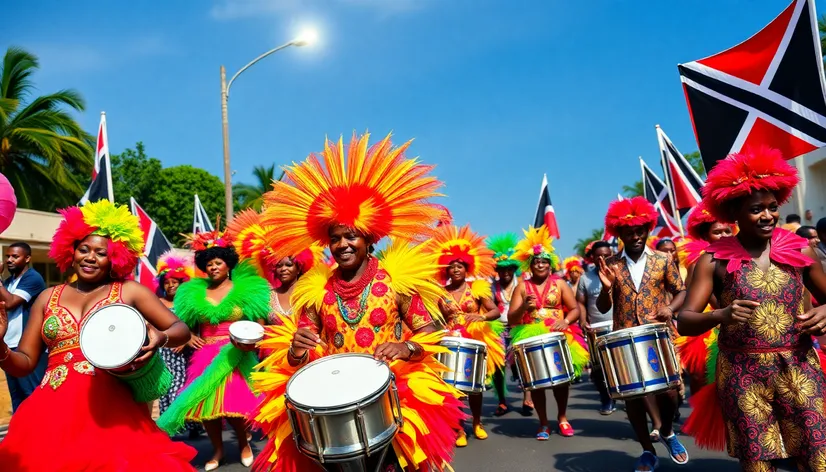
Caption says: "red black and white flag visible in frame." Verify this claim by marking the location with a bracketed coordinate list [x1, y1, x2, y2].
[533, 174, 561, 239]
[640, 158, 681, 236]
[678, 0, 826, 171]
[130, 197, 173, 288]
[79, 112, 114, 204]
[193, 194, 215, 234]
[657, 125, 703, 213]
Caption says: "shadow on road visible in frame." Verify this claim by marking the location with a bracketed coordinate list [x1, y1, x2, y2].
[552, 450, 742, 472]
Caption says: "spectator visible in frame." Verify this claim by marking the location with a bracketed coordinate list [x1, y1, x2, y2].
[1, 242, 47, 411]
[781, 213, 802, 232]
[816, 218, 826, 271]
[805, 209, 814, 223]
[796, 225, 818, 242]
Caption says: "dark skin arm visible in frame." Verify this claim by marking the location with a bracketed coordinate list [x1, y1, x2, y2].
[551, 279, 580, 331]
[684, 263, 720, 309]
[0, 283, 26, 311]
[596, 257, 619, 314]
[796, 247, 826, 335]
[464, 297, 500, 322]
[0, 289, 48, 377]
[507, 281, 534, 325]
[677, 253, 760, 336]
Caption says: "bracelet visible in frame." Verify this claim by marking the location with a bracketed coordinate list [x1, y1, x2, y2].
[0, 344, 10, 363]
[160, 332, 170, 349]
[288, 345, 308, 362]
[404, 341, 423, 361]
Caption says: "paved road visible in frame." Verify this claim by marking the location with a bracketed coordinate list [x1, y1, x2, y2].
[183, 377, 793, 471]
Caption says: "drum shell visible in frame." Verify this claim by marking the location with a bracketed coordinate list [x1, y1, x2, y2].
[79, 303, 147, 370]
[597, 323, 681, 400]
[436, 338, 487, 393]
[512, 333, 574, 391]
[286, 355, 401, 462]
[587, 326, 611, 371]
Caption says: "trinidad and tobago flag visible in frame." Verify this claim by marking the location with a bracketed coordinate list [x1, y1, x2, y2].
[640, 158, 681, 237]
[79, 112, 114, 205]
[656, 125, 703, 212]
[130, 197, 173, 288]
[678, 0, 826, 171]
[534, 174, 561, 239]
[193, 194, 215, 234]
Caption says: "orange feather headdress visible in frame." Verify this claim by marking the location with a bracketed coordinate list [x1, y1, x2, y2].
[426, 224, 495, 284]
[563, 256, 583, 275]
[261, 133, 444, 260]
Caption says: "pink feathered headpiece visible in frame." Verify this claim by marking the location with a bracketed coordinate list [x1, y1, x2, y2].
[604, 197, 658, 237]
[702, 147, 799, 223]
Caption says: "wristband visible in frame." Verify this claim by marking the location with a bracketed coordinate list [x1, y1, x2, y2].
[160, 332, 170, 349]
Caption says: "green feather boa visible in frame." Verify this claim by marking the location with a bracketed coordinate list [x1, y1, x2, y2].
[156, 344, 259, 434]
[705, 327, 720, 385]
[173, 261, 270, 327]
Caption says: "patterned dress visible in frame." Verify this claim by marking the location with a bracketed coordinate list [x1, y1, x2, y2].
[442, 281, 505, 378]
[716, 259, 826, 465]
[0, 283, 196, 471]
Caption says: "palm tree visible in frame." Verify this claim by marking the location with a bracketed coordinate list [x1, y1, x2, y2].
[622, 180, 644, 198]
[233, 164, 284, 211]
[0, 47, 93, 211]
[573, 228, 606, 257]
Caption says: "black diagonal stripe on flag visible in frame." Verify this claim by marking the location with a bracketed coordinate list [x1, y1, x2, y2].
[81, 155, 112, 204]
[678, 0, 826, 171]
[641, 160, 680, 234]
[657, 127, 703, 212]
[131, 198, 172, 269]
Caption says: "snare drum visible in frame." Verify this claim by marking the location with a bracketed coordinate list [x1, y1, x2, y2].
[596, 323, 681, 399]
[586, 321, 612, 371]
[286, 353, 403, 465]
[80, 303, 147, 370]
[436, 336, 487, 393]
[511, 333, 574, 390]
[229, 320, 264, 345]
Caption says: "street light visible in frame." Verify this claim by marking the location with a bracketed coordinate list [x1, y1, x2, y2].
[220, 29, 317, 222]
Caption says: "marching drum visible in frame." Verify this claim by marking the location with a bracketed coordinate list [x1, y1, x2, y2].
[79, 303, 147, 369]
[596, 323, 681, 400]
[436, 336, 487, 393]
[286, 353, 403, 471]
[512, 332, 574, 391]
[229, 320, 264, 346]
[586, 321, 612, 371]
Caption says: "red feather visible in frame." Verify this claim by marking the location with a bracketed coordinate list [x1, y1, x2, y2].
[605, 197, 658, 237]
[682, 383, 727, 451]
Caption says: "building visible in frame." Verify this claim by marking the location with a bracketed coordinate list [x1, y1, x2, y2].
[784, 147, 826, 225]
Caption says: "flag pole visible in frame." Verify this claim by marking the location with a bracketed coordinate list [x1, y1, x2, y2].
[656, 126, 685, 237]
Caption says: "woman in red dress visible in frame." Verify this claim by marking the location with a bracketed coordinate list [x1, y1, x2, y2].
[680, 148, 826, 471]
[0, 200, 195, 471]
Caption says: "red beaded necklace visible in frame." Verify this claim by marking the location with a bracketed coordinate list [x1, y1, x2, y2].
[331, 256, 379, 300]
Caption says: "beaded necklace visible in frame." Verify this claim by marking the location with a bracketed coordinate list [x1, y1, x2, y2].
[335, 281, 373, 329]
[332, 257, 378, 329]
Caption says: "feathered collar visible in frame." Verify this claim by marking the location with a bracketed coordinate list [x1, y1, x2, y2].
[706, 228, 813, 273]
[173, 261, 270, 326]
[677, 238, 710, 267]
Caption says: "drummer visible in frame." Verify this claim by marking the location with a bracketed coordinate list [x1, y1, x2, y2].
[508, 226, 588, 440]
[428, 224, 504, 446]
[251, 133, 464, 472]
[576, 240, 616, 415]
[0, 200, 196, 470]
[596, 196, 688, 471]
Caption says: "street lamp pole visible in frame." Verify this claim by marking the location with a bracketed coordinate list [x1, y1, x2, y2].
[219, 35, 315, 223]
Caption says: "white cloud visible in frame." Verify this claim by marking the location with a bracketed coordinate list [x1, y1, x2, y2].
[210, 0, 428, 21]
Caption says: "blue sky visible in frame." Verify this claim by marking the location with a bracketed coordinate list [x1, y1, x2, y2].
[4, 0, 816, 255]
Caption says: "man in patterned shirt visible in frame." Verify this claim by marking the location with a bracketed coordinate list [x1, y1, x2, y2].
[596, 197, 688, 472]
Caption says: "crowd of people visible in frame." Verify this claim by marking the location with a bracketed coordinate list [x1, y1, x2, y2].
[0, 136, 825, 472]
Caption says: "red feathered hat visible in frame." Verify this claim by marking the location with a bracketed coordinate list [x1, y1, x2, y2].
[702, 147, 799, 223]
[604, 197, 658, 237]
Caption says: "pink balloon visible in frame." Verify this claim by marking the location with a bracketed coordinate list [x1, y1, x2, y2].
[0, 173, 17, 235]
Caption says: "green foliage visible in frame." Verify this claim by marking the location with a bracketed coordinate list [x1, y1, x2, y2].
[573, 228, 605, 258]
[233, 164, 283, 211]
[111, 142, 162, 208]
[622, 180, 644, 198]
[109, 142, 227, 245]
[0, 46, 93, 211]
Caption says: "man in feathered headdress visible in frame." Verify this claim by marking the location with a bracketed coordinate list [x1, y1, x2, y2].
[251, 133, 464, 472]
[596, 196, 688, 470]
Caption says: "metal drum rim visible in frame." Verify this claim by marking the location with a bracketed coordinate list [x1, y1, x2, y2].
[512, 331, 566, 348]
[296, 423, 398, 460]
[79, 303, 146, 369]
[285, 353, 393, 414]
[596, 323, 668, 345]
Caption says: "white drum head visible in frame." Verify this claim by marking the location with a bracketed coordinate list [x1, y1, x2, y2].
[229, 320, 264, 343]
[442, 336, 486, 347]
[513, 332, 564, 347]
[288, 354, 391, 409]
[79, 304, 146, 369]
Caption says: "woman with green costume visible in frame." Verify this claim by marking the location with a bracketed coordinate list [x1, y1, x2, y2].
[157, 230, 270, 471]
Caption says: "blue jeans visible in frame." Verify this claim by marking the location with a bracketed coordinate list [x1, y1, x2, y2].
[5, 348, 47, 411]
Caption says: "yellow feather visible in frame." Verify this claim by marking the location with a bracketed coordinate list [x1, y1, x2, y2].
[379, 238, 447, 324]
[470, 279, 492, 300]
[290, 263, 333, 314]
